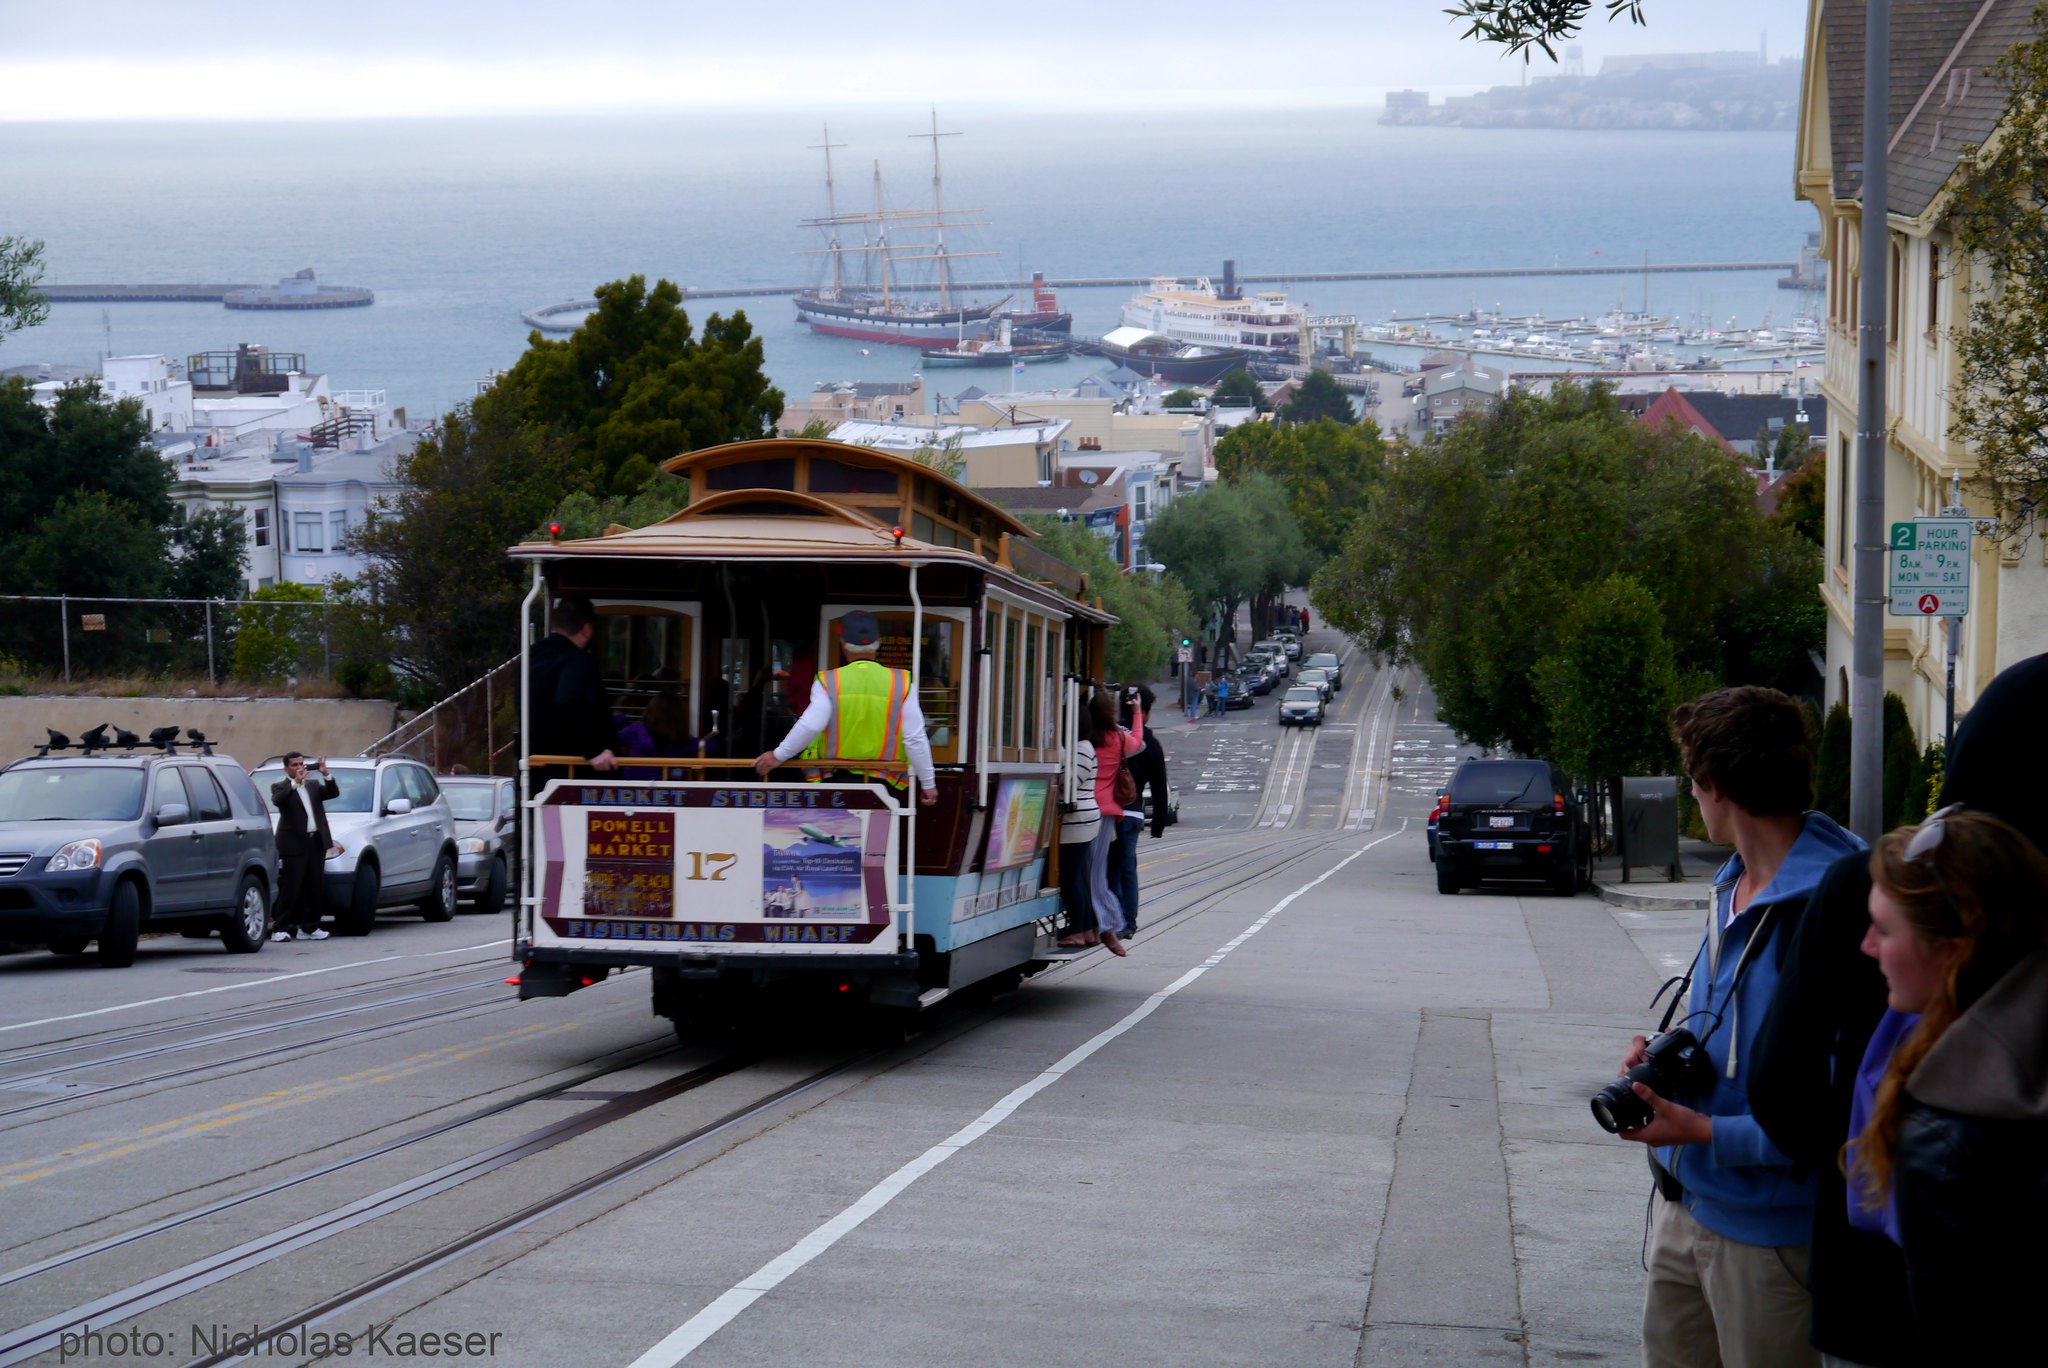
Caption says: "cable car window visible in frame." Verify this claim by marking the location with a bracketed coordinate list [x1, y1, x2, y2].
[806, 458, 898, 496]
[1022, 619, 1040, 753]
[863, 610, 963, 764]
[1041, 622, 1062, 752]
[699, 500, 825, 517]
[595, 606, 695, 732]
[1001, 614, 1020, 753]
[704, 459, 795, 491]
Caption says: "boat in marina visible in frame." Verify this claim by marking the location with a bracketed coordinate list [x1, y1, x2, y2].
[1119, 261, 1306, 355]
[793, 116, 1008, 347]
[921, 319, 1071, 367]
[1000, 272, 1070, 337]
[1093, 326, 1249, 384]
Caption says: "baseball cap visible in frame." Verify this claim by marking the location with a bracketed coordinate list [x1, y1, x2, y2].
[839, 610, 881, 646]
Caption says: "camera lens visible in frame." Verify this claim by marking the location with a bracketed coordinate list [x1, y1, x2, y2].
[1590, 1065, 1657, 1134]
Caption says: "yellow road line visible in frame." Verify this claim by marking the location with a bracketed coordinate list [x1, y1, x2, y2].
[2, 1022, 571, 1185]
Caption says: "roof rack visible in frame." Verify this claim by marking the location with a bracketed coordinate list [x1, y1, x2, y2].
[33, 725, 215, 758]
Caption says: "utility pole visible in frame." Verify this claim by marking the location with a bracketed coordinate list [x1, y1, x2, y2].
[1850, 0, 1890, 842]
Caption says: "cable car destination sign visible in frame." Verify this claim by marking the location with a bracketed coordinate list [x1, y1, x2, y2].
[1888, 518, 1971, 617]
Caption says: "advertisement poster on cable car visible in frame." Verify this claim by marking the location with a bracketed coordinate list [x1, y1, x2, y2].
[762, 809, 864, 919]
[532, 781, 898, 951]
[983, 776, 1050, 871]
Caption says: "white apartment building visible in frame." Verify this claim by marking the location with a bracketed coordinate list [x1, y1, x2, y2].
[1797, 0, 2041, 743]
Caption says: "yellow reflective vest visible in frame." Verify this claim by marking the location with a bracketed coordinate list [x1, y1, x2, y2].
[801, 659, 910, 789]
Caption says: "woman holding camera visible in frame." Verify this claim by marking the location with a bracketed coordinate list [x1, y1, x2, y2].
[1847, 806, 2048, 1361]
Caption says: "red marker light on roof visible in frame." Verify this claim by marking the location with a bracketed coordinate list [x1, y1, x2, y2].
[892, 525, 905, 547]
[547, 522, 562, 543]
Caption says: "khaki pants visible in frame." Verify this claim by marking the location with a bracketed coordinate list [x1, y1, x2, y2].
[1643, 1194, 1818, 1368]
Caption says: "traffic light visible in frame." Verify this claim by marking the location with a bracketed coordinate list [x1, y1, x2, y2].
[1180, 637, 1191, 647]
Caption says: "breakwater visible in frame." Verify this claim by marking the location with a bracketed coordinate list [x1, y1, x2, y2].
[522, 258, 1797, 332]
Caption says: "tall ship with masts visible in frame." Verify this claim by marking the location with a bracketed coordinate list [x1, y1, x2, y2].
[794, 115, 1011, 347]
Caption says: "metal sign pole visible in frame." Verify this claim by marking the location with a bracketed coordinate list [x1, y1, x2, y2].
[1850, 0, 1891, 844]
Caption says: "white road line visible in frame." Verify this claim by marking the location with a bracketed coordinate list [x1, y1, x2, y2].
[0, 940, 512, 1036]
[626, 823, 1411, 1367]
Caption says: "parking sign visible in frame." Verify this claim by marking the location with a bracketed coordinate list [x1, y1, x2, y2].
[1888, 519, 1971, 617]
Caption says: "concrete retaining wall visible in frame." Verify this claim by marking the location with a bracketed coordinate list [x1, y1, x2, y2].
[0, 697, 403, 772]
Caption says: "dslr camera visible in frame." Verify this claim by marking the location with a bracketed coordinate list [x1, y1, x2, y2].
[1590, 1028, 1714, 1134]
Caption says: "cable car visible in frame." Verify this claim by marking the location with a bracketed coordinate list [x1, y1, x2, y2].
[510, 437, 1115, 1034]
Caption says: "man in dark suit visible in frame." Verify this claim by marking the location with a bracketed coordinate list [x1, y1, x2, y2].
[271, 752, 339, 941]
[528, 595, 620, 790]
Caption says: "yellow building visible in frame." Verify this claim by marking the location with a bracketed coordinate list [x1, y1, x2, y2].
[1796, 0, 2040, 741]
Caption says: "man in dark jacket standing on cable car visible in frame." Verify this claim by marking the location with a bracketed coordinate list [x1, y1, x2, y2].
[528, 595, 620, 788]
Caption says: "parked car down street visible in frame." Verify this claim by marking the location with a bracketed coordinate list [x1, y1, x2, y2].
[440, 775, 516, 911]
[1277, 686, 1325, 727]
[1432, 757, 1590, 896]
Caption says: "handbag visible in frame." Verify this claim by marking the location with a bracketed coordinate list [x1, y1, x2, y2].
[1112, 738, 1138, 808]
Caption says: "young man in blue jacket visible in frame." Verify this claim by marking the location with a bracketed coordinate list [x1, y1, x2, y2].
[1617, 686, 1863, 1368]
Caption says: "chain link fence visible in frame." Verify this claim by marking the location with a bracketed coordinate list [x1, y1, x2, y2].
[361, 657, 518, 775]
[0, 595, 345, 687]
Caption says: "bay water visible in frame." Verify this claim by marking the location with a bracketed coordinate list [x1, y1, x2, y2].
[1, 108, 1815, 417]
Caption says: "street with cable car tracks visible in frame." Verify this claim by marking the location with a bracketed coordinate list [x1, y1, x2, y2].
[0, 650, 1414, 1367]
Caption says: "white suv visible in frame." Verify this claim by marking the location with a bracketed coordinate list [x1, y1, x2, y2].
[251, 756, 459, 935]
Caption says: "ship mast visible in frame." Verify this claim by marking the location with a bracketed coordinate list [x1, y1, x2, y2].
[872, 160, 892, 309]
[911, 107, 962, 310]
[809, 124, 847, 299]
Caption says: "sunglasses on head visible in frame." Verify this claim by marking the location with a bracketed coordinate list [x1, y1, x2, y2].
[1904, 802, 1966, 926]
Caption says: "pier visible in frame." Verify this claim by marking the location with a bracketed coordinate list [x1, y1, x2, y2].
[42, 269, 373, 310]
[520, 259, 1798, 332]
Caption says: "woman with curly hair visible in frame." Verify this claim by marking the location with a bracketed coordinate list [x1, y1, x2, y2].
[1849, 805, 2048, 1359]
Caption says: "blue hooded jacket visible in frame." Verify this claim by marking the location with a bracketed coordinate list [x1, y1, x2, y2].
[1657, 810, 1865, 1247]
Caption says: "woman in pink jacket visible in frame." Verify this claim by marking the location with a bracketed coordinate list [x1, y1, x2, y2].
[1092, 687, 1146, 939]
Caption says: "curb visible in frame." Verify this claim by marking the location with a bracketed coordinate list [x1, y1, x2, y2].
[1593, 879, 1711, 912]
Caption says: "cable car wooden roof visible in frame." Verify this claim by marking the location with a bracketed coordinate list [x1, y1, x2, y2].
[509, 437, 1113, 621]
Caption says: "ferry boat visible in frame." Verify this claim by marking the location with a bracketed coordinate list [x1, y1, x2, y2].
[793, 116, 1008, 348]
[1118, 261, 1304, 355]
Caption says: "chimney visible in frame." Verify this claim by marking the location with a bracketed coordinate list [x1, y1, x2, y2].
[296, 448, 312, 474]
[1221, 260, 1239, 301]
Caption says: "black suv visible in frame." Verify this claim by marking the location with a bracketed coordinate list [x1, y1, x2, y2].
[1433, 758, 1589, 896]
[0, 737, 278, 965]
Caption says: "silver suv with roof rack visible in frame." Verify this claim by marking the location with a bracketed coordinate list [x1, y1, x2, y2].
[0, 725, 277, 966]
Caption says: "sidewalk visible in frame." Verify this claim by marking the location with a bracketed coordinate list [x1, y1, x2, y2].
[1590, 835, 1726, 911]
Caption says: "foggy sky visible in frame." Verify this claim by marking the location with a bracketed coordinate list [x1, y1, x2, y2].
[0, 0, 1813, 121]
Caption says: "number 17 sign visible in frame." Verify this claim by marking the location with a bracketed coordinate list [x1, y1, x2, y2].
[1889, 519, 1971, 617]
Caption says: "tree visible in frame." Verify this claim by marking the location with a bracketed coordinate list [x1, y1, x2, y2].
[1279, 369, 1357, 426]
[1771, 451, 1825, 548]
[495, 275, 784, 494]
[345, 395, 587, 699]
[1533, 574, 1678, 780]
[344, 275, 784, 698]
[1947, 10, 2048, 540]
[541, 472, 692, 541]
[1214, 417, 1385, 564]
[232, 583, 327, 682]
[1, 236, 49, 343]
[1446, 0, 1648, 60]
[1314, 382, 1781, 757]
[1717, 523, 1826, 697]
[1210, 369, 1268, 413]
[1021, 516, 1193, 684]
[167, 507, 250, 602]
[0, 378, 176, 600]
[1146, 475, 1314, 657]
[1161, 388, 1202, 410]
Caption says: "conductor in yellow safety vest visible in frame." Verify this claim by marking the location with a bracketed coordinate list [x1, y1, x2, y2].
[752, 610, 938, 807]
